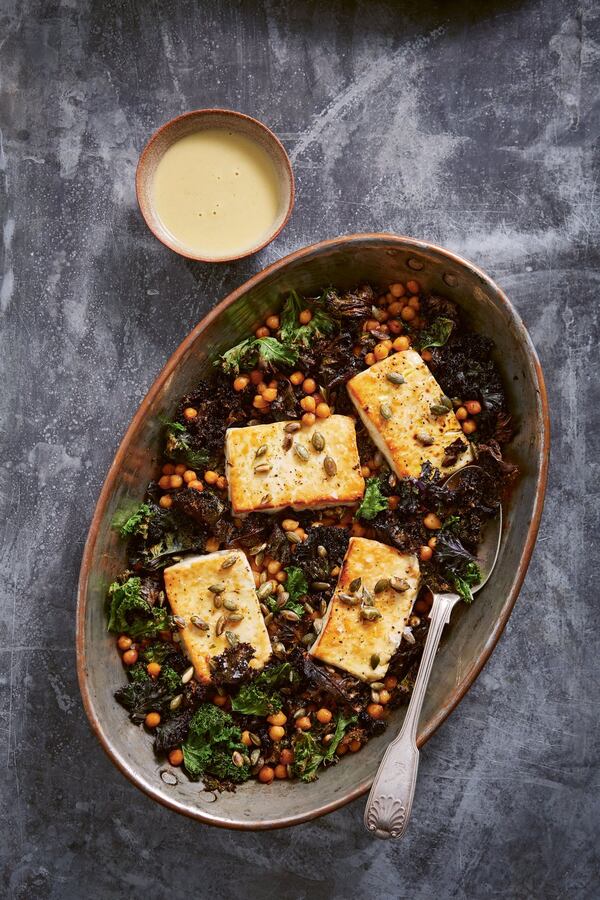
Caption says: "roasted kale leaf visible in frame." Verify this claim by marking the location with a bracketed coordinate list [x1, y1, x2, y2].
[356, 477, 389, 521]
[182, 705, 249, 783]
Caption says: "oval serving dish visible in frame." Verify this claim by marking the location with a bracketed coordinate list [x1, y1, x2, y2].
[77, 234, 549, 830]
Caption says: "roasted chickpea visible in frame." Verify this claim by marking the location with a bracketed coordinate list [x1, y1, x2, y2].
[295, 716, 312, 731]
[316, 708, 333, 724]
[406, 279, 420, 294]
[205, 537, 220, 553]
[204, 470, 219, 485]
[401, 305, 416, 322]
[367, 703, 384, 719]
[374, 343, 389, 361]
[265, 314, 280, 330]
[159, 495, 173, 509]
[349, 739, 362, 752]
[420, 545, 433, 562]
[169, 474, 183, 489]
[233, 375, 250, 392]
[183, 407, 198, 420]
[145, 712, 161, 729]
[300, 395, 316, 413]
[384, 675, 398, 690]
[455, 406, 468, 421]
[466, 400, 482, 415]
[299, 310, 312, 325]
[421, 349, 433, 362]
[188, 479, 204, 491]
[290, 371, 304, 385]
[267, 711, 287, 726]
[212, 693, 228, 707]
[117, 635, 132, 651]
[146, 662, 161, 678]
[282, 518, 299, 532]
[301, 412, 316, 427]
[158, 475, 171, 489]
[183, 469, 197, 483]
[315, 402, 331, 418]
[216, 475, 228, 490]
[360, 465, 371, 478]
[168, 748, 184, 766]
[423, 512, 441, 530]
[269, 725, 286, 741]
[389, 283, 406, 298]
[258, 765, 275, 784]
[162, 463, 175, 476]
[279, 748, 294, 765]
[250, 369, 263, 385]
[262, 387, 278, 403]
[255, 326, 270, 338]
[302, 378, 316, 394]
[462, 419, 477, 435]
[274, 764, 288, 779]
[428, 536, 437, 549]
[392, 335, 410, 351]
[364, 352, 376, 366]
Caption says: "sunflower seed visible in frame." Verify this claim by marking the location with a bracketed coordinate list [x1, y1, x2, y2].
[173, 615, 187, 630]
[390, 576, 410, 593]
[181, 666, 195, 684]
[223, 598, 239, 612]
[380, 402, 393, 421]
[374, 577, 391, 594]
[294, 443, 310, 461]
[257, 580, 275, 599]
[317, 544, 328, 558]
[386, 372, 406, 385]
[190, 615, 210, 631]
[311, 431, 326, 452]
[249, 542, 267, 556]
[311, 581, 330, 591]
[208, 583, 225, 594]
[169, 694, 183, 710]
[285, 421, 301, 433]
[285, 530, 302, 544]
[216, 615, 228, 636]
[227, 612, 244, 623]
[360, 606, 382, 621]
[370, 653, 380, 669]
[255, 444, 268, 458]
[280, 609, 301, 622]
[415, 431, 435, 446]
[232, 751, 244, 768]
[324, 456, 337, 477]
[339, 592, 359, 606]
[254, 462, 272, 474]
[349, 576, 362, 593]
[225, 630, 239, 648]
[250, 748, 262, 765]
[220, 554, 238, 569]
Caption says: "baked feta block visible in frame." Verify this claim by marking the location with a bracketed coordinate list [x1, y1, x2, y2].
[163, 551, 271, 682]
[346, 349, 474, 478]
[225, 414, 364, 516]
[309, 537, 419, 682]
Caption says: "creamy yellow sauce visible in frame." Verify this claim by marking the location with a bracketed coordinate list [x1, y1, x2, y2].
[152, 129, 282, 257]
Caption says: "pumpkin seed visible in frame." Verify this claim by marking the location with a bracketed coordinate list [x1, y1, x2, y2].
[301, 632, 315, 647]
[222, 598, 238, 612]
[303, 601, 314, 614]
[251, 756, 264, 774]
[339, 592, 359, 606]
[242, 754, 251, 767]
[362, 586, 375, 605]
[284, 421, 301, 433]
[280, 609, 301, 622]
[294, 708, 306, 719]
[257, 580, 275, 600]
[161, 770, 178, 786]
[349, 576, 362, 593]
[255, 444, 268, 458]
[311, 431, 326, 452]
[294, 443, 310, 461]
[255, 550, 265, 567]
[216, 615, 228, 636]
[361, 606, 382, 621]
[386, 372, 406, 385]
[430, 403, 450, 417]
[173, 615, 187, 630]
[415, 431, 435, 446]
[371, 681, 385, 690]
[374, 577, 391, 594]
[311, 581, 330, 591]
[212, 594, 223, 609]
[320, 599, 328, 616]
[282, 433, 293, 451]
[370, 653, 380, 669]
[232, 751, 245, 768]
[371, 304, 386, 322]
[403, 626, 416, 644]
[260, 602, 269, 616]
[273, 642, 286, 658]
[264, 612, 274, 626]
[285, 530, 302, 544]
[169, 694, 183, 710]
[317, 544, 328, 558]
[227, 612, 244, 623]
[250, 733, 262, 747]
[390, 576, 410, 593]
[313, 618, 323, 634]
[225, 630, 239, 648]
[220, 554, 238, 569]
[249, 542, 267, 556]
[276, 592, 289, 608]
[208, 583, 225, 594]
[380, 402, 393, 421]
[254, 462, 272, 474]
[181, 665, 195, 684]
[388, 473, 398, 488]
[371, 690, 381, 703]
[190, 615, 210, 631]
[324, 456, 337, 477]
[250, 748, 261, 765]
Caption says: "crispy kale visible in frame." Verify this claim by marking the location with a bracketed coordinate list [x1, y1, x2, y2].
[112, 502, 153, 539]
[154, 711, 192, 754]
[321, 285, 374, 321]
[356, 477, 389, 520]
[210, 642, 256, 686]
[107, 577, 150, 633]
[182, 705, 249, 783]
[292, 712, 356, 781]
[293, 526, 350, 583]
[218, 336, 298, 375]
[434, 533, 482, 603]
[279, 291, 337, 348]
[413, 316, 455, 350]
[115, 664, 181, 723]
[162, 419, 210, 470]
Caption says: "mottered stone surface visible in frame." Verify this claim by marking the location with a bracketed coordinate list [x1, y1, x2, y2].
[1, 1, 598, 897]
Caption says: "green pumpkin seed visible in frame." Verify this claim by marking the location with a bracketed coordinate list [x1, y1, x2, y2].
[285, 530, 302, 544]
[390, 576, 410, 593]
[430, 403, 451, 417]
[324, 456, 337, 477]
[285, 421, 301, 433]
[256, 581, 275, 600]
[374, 577, 391, 594]
[273, 642, 286, 658]
[255, 444, 268, 458]
[173, 615, 186, 630]
[280, 609, 301, 623]
[312, 581, 331, 591]
[212, 594, 223, 609]
[215, 615, 228, 636]
[249, 733, 262, 747]
[415, 431, 435, 446]
[220, 553, 238, 569]
[339, 592, 359, 606]
[254, 462, 272, 474]
[282, 433, 293, 451]
[223, 598, 239, 612]
[249, 542, 267, 556]
[380, 402, 393, 421]
[169, 694, 183, 711]
[208, 583, 225, 594]
[386, 372, 406, 385]
[190, 615, 210, 631]
[294, 443, 310, 461]
[370, 681, 385, 690]
[311, 431, 326, 452]
[317, 545, 328, 558]
[181, 666, 195, 684]
[360, 606, 383, 622]
[349, 576, 362, 593]
[362, 586, 375, 605]
[225, 630, 239, 648]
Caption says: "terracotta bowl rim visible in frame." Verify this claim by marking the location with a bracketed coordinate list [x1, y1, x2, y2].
[76, 232, 550, 830]
[135, 108, 295, 263]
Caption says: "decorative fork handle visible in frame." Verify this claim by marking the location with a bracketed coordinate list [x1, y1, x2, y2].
[364, 592, 461, 839]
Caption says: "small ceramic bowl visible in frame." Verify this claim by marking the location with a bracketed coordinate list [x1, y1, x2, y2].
[136, 109, 295, 263]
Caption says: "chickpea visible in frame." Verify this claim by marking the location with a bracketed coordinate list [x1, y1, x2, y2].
[182, 470, 196, 484]
[455, 406, 468, 422]
[267, 560, 282, 576]
[364, 318, 380, 332]
[388, 495, 399, 510]
[421, 349, 433, 362]
[290, 371, 304, 386]
[360, 465, 371, 478]
[257, 381, 268, 395]
[174, 464, 187, 475]
[419, 545, 433, 562]
[279, 748, 294, 765]
[367, 703, 384, 719]
[406, 279, 421, 294]
[295, 716, 312, 731]
[241, 730, 252, 747]
[428, 536, 438, 549]
[364, 352, 376, 366]
[315, 402, 331, 419]
[145, 712, 161, 729]
[282, 518, 299, 532]
[204, 470, 219, 485]
[276, 570, 288, 583]
[302, 378, 317, 394]
[169, 475, 183, 489]
[250, 369, 263, 385]
[392, 335, 411, 351]
[233, 375, 250, 392]
[384, 675, 398, 690]
[294, 527, 306, 541]
[255, 326, 270, 338]
[117, 635, 132, 652]
[253, 395, 269, 409]
[374, 343, 389, 361]
[188, 479, 204, 491]
[351, 522, 366, 537]
[158, 475, 171, 489]
[316, 708, 333, 724]
[146, 662, 161, 678]
[267, 711, 287, 726]
[212, 693, 228, 707]
[337, 742, 349, 756]
[299, 309, 312, 325]
[462, 419, 477, 435]
[466, 400, 482, 415]
[384, 293, 394, 304]
[388, 319, 403, 335]
[268, 725, 286, 742]
[162, 463, 175, 475]
[401, 305, 416, 322]
[205, 537, 220, 553]
[159, 495, 173, 509]
[258, 765, 275, 784]
[168, 748, 184, 767]
[265, 314, 280, 330]
[389, 282, 406, 298]
[301, 412, 316, 427]
[349, 739, 362, 753]
[408, 295, 420, 310]
[388, 301, 404, 317]
[274, 764, 288, 779]
[183, 407, 198, 420]
[300, 395, 316, 413]
[423, 512, 441, 530]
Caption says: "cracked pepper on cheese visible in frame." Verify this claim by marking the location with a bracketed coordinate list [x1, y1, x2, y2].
[225, 414, 365, 516]
[163, 551, 272, 681]
[347, 349, 474, 478]
[309, 537, 420, 682]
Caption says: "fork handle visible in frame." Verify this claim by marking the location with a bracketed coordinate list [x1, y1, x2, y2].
[363, 592, 460, 839]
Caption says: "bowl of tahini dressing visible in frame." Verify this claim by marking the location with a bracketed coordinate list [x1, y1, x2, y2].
[136, 110, 294, 262]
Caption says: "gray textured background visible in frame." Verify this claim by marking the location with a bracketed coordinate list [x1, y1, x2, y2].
[1, 1, 598, 897]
